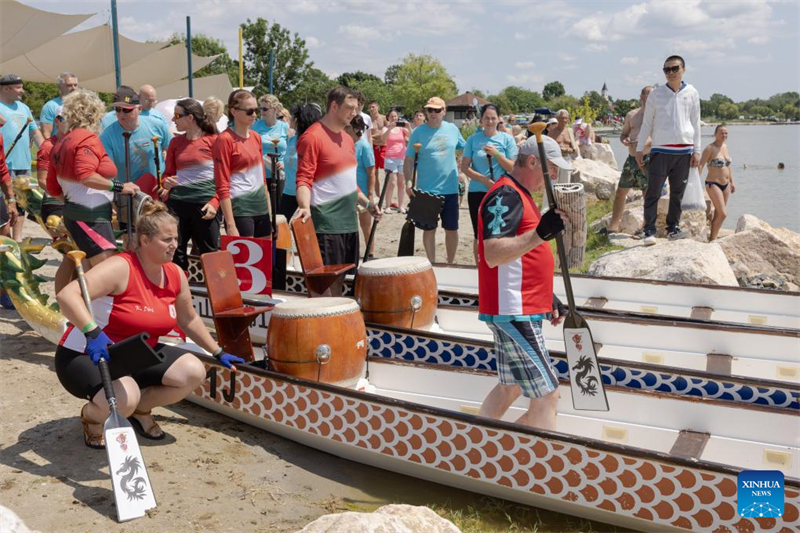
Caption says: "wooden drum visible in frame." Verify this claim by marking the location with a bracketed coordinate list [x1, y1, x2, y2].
[266, 297, 366, 387]
[354, 256, 437, 329]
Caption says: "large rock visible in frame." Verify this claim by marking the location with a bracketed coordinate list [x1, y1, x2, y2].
[716, 227, 800, 289]
[735, 214, 800, 253]
[585, 143, 619, 170]
[570, 158, 618, 200]
[296, 504, 461, 533]
[0, 506, 40, 533]
[594, 196, 708, 239]
[588, 239, 738, 286]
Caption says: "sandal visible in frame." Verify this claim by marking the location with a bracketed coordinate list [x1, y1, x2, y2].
[129, 410, 166, 440]
[80, 405, 105, 450]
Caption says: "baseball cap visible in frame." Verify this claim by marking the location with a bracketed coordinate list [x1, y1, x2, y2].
[546, 117, 558, 125]
[518, 134, 573, 171]
[111, 86, 140, 108]
[0, 73, 23, 86]
[424, 96, 446, 110]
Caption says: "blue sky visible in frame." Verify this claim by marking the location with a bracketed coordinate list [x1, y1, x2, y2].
[20, 0, 800, 102]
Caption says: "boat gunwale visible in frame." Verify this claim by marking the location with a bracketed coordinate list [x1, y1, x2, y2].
[167, 344, 800, 488]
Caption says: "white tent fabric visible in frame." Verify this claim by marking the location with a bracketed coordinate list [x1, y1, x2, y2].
[0, 0, 92, 63]
[79, 43, 221, 93]
[154, 73, 233, 103]
[1, 25, 167, 84]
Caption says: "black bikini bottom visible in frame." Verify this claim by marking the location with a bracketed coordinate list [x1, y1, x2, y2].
[705, 181, 729, 192]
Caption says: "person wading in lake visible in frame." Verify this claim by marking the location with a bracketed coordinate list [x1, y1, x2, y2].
[636, 55, 701, 246]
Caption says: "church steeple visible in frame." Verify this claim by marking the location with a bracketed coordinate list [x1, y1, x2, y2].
[601, 81, 609, 100]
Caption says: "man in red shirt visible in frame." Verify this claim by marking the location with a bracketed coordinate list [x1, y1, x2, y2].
[476, 135, 569, 430]
[295, 86, 381, 270]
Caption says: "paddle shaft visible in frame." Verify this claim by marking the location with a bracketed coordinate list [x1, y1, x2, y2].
[122, 132, 133, 243]
[362, 171, 392, 264]
[67, 251, 118, 412]
[4, 117, 32, 157]
[150, 136, 162, 189]
[487, 153, 495, 182]
[530, 125, 577, 312]
[397, 144, 422, 257]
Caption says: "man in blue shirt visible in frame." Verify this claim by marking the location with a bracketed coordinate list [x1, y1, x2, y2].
[40, 72, 78, 139]
[100, 86, 172, 195]
[404, 96, 466, 264]
[0, 73, 44, 241]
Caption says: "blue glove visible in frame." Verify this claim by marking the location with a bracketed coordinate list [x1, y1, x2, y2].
[85, 327, 112, 366]
[216, 352, 246, 369]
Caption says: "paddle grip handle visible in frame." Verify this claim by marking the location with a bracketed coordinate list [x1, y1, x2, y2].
[67, 251, 93, 317]
[151, 136, 162, 189]
[98, 359, 118, 409]
[486, 153, 495, 181]
[528, 122, 576, 311]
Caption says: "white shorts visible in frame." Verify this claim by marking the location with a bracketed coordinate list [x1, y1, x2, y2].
[384, 158, 404, 173]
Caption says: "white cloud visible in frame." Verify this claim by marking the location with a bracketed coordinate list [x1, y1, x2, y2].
[287, 1, 321, 14]
[748, 35, 770, 45]
[515, 61, 535, 69]
[559, 53, 577, 62]
[569, 3, 648, 42]
[506, 74, 544, 85]
[514, 32, 525, 41]
[620, 56, 639, 65]
[337, 24, 381, 41]
[306, 36, 323, 49]
[584, 43, 608, 52]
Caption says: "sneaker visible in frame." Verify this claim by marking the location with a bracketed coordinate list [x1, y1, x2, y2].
[632, 229, 646, 240]
[667, 228, 688, 241]
[384, 207, 396, 214]
[400, 207, 408, 214]
[595, 227, 610, 236]
[643, 234, 657, 246]
[0, 293, 14, 310]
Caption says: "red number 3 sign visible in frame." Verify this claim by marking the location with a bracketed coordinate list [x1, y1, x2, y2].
[220, 235, 272, 296]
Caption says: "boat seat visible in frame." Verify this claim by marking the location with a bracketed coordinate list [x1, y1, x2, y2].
[584, 297, 608, 309]
[291, 216, 355, 297]
[669, 430, 710, 460]
[690, 306, 714, 320]
[201, 251, 273, 361]
[706, 353, 732, 375]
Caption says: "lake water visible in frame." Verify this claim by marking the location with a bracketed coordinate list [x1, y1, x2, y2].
[602, 124, 800, 231]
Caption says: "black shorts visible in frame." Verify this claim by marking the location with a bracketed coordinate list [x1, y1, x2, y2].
[233, 214, 271, 238]
[55, 343, 186, 400]
[413, 192, 459, 232]
[467, 191, 487, 238]
[318, 231, 358, 269]
[64, 218, 118, 258]
[41, 202, 64, 222]
[0, 193, 8, 228]
[278, 194, 298, 221]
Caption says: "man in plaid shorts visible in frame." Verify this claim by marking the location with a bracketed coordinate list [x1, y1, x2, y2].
[476, 135, 569, 431]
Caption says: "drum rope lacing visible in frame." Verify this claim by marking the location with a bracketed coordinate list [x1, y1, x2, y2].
[261, 344, 330, 383]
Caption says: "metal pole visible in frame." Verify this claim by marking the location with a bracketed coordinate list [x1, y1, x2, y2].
[110, 0, 121, 87]
[238, 28, 243, 89]
[268, 49, 274, 94]
[186, 16, 193, 98]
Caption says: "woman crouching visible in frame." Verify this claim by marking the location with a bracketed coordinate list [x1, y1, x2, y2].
[55, 201, 244, 448]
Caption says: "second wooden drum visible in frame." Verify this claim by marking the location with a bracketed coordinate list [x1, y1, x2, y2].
[355, 256, 437, 329]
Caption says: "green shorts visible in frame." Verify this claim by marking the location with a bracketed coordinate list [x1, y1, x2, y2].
[619, 154, 649, 190]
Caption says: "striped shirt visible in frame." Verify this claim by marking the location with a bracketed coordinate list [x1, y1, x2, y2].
[212, 128, 267, 217]
[296, 122, 358, 234]
[164, 134, 219, 208]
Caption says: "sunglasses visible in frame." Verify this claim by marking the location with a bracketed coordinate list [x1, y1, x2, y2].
[425, 107, 444, 114]
[115, 107, 135, 114]
[260, 107, 272, 112]
[663, 65, 682, 74]
[236, 107, 258, 116]
[55, 115, 65, 123]
[173, 112, 189, 120]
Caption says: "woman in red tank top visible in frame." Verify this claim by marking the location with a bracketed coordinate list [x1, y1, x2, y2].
[55, 201, 244, 449]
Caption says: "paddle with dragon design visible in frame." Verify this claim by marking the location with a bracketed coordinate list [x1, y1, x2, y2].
[67, 250, 157, 521]
[528, 123, 608, 411]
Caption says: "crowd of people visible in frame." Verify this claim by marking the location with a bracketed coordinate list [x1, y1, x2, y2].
[0, 54, 740, 438]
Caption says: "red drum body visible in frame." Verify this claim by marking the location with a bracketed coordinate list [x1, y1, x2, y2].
[355, 257, 437, 329]
[266, 297, 366, 387]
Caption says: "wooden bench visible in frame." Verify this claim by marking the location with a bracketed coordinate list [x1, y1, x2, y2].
[291, 216, 354, 297]
[201, 251, 273, 361]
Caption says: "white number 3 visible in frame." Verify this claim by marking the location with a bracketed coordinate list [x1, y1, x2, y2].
[225, 239, 267, 294]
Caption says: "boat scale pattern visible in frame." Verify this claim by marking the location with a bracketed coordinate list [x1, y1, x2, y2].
[196, 364, 800, 532]
[367, 329, 799, 410]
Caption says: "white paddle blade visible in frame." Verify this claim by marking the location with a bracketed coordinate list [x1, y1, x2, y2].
[105, 426, 157, 521]
[564, 327, 609, 411]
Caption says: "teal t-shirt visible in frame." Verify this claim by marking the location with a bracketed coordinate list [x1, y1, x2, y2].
[355, 136, 375, 195]
[405, 122, 466, 195]
[252, 119, 288, 180]
[0, 101, 37, 170]
[39, 96, 63, 126]
[140, 109, 167, 124]
[283, 136, 297, 196]
[99, 110, 117, 133]
[100, 116, 172, 184]
[463, 131, 518, 193]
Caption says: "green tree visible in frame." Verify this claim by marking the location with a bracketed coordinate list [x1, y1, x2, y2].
[543, 81, 565, 101]
[613, 98, 638, 117]
[547, 94, 579, 113]
[240, 18, 313, 100]
[384, 64, 401, 86]
[391, 53, 457, 114]
[285, 67, 332, 107]
[167, 32, 237, 82]
[469, 89, 486, 99]
[486, 92, 512, 115]
[584, 90, 611, 117]
[335, 71, 382, 87]
[717, 102, 739, 120]
[782, 104, 800, 121]
[498, 86, 544, 114]
[748, 105, 773, 118]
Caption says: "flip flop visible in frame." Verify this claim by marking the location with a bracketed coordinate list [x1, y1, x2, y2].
[128, 410, 166, 440]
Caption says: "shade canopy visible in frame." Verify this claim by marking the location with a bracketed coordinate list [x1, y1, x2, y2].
[0, 0, 92, 63]
[154, 73, 233, 102]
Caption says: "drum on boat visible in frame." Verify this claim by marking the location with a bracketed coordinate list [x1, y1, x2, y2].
[275, 214, 292, 250]
[355, 256, 437, 329]
[266, 297, 366, 387]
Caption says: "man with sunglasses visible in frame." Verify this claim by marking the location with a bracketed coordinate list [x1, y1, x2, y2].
[636, 55, 701, 245]
[100, 86, 172, 200]
[404, 97, 466, 264]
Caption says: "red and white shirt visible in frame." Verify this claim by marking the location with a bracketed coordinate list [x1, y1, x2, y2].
[212, 128, 267, 217]
[477, 175, 555, 320]
[60, 251, 182, 351]
[164, 133, 219, 208]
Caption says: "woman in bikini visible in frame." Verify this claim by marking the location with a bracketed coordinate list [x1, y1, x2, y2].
[699, 125, 736, 241]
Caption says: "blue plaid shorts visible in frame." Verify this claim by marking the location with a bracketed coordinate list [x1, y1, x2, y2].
[486, 320, 558, 399]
